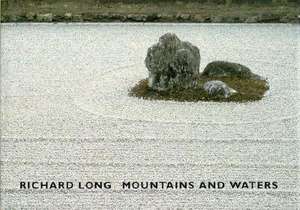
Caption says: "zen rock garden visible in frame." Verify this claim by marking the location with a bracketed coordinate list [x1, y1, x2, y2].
[130, 33, 269, 102]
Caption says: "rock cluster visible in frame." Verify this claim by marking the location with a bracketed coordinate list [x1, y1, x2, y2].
[145, 33, 200, 91]
[1, 13, 299, 23]
[142, 33, 268, 100]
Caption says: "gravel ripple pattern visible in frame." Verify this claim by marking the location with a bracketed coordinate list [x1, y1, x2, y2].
[1, 23, 299, 209]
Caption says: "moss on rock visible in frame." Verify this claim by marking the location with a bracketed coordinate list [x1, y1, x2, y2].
[129, 75, 269, 102]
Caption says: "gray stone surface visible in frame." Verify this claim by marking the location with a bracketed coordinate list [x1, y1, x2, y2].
[145, 33, 200, 91]
[203, 80, 236, 98]
[202, 61, 264, 80]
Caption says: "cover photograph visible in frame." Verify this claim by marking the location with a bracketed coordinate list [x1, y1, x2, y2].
[0, 0, 299, 209]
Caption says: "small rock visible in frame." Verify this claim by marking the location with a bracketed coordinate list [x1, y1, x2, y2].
[145, 33, 200, 91]
[203, 80, 236, 98]
[202, 61, 263, 80]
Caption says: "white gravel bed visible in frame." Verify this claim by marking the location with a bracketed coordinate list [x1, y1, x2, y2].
[1, 23, 299, 209]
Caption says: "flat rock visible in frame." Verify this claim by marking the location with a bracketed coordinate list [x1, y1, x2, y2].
[202, 61, 263, 80]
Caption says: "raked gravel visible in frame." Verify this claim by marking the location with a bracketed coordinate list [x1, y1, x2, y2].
[1, 23, 299, 209]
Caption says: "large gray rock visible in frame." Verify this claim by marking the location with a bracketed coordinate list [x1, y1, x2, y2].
[203, 80, 236, 98]
[145, 33, 200, 91]
[202, 61, 263, 80]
